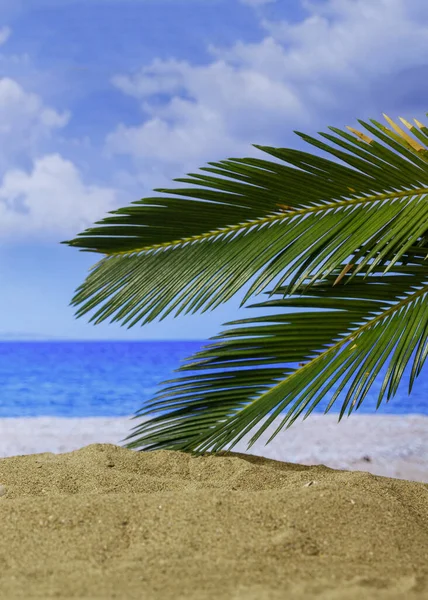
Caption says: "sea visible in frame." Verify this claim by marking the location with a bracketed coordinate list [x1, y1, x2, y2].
[0, 341, 427, 418]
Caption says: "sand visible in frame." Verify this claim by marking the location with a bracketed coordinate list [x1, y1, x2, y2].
[0, 414, 427, 599]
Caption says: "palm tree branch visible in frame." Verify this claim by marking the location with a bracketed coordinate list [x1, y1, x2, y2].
[119, 246, 428, 454]
[65, 182, 428, 328]
[61, 114, 428, 326]
[191, 282, 427, 454]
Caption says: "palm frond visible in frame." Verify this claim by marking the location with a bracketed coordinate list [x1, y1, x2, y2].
[62, 113, 428, 328]
[119, 245, 428, 454]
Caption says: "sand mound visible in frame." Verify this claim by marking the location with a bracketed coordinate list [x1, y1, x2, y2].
[0, 443, 427, 599]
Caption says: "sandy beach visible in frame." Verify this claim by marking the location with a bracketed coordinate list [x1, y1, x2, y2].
[1, 413, 428, 483]
[0, 414, 427, 599]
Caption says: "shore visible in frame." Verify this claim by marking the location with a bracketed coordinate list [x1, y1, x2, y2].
[1, 413, 428, 483]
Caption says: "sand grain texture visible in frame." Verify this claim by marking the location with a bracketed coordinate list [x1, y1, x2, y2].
[0, 442, 428, 599]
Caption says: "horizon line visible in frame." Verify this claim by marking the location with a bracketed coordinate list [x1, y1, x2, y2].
[0, 337, 210, 342]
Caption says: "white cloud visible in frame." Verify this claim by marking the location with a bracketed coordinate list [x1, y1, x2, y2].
[0, 57, 121, 241]
[0, 77, 69, 128]
[0, 153, 119, 240]
[260, 0, 427, 78]
[3, 0, 428, 240]
[0, 26, 10, 45]
[0, 77, 70, 173]
[105, 0, 428, 183]
[112, 58, 188, 99]
[107, 57, 304, 166]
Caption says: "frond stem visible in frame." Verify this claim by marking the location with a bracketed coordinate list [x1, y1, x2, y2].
[95, 185, 428, 258]
[240, 281, 428, 411]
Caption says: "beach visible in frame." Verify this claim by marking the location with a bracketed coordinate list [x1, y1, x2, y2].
[1, 413, 428, 483]
[0, 414, 427, 599]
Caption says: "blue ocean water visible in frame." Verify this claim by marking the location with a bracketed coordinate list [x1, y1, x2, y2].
[0, 341, 427, 418]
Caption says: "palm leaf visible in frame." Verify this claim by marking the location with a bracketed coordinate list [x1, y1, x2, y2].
[62, 113, 428, 328]
[119, 245, 428, 454]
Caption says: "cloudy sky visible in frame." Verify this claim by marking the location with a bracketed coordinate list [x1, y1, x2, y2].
[0, 0, 427, 340]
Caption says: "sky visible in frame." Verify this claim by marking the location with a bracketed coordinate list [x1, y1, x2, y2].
[0, 0, 428, 340]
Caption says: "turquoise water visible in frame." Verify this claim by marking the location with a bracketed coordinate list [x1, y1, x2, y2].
[0, 341, 426, 417]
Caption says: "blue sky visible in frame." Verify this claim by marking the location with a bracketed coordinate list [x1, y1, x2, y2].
[0, 0, 428, 340]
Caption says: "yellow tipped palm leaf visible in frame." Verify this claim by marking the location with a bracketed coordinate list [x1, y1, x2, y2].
[62, 111, 428, 454]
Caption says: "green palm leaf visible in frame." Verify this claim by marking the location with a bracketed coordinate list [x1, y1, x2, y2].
[119, 245, 428, 455]
[62, 113, 428, 328]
